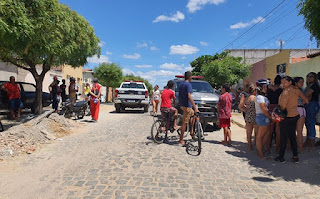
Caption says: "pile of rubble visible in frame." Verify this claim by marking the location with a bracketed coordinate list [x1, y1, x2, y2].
[0, 113, 81, 159]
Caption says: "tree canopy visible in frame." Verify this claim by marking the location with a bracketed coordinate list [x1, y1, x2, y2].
[191, 52, 250, 88]
[0, 0, 101, 113]
[298, 0, 320, 46]
[123, 74, 153, 93]
[94, 63, 123, 102]
[94, 63, 123, 88]
[190, 52, 229, 76]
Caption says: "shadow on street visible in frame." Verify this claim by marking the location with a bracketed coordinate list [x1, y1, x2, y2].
[224, 139, 320, 186]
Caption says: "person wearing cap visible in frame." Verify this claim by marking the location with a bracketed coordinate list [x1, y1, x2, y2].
[49, 76, 60, 112]
[69, 77, 78, 103]
[89, 78, 102, 122]
[1, 76, 23, 120]
[255, 80, 271, 159]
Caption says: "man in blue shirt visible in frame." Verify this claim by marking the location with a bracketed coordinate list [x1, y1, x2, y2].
[178, 71, 199, 146]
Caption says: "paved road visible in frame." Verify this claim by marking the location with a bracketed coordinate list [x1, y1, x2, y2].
[0, 105, 319, 199]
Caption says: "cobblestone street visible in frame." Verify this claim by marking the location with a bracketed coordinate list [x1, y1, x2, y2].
[0, 104, 319, 199]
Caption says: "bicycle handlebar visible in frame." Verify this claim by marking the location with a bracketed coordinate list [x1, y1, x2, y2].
[194, 112, 201, 117]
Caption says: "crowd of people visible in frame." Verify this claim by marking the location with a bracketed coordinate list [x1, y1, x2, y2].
[47, 76, 102, 122]
[157, 70, 320, 164]
[237, 72, 320, 163]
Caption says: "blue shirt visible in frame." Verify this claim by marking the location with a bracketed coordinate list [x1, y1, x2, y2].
[179, 81, 193, 107]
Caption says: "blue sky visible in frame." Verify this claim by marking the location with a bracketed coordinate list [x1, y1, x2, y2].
[60, 0, 317, 88]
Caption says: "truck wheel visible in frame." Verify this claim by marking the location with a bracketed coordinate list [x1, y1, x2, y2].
[120, 106, 125, 112]
[213, 123, 221, 130]
[144, 105, 148, 113]
[31, 107, 35, 114]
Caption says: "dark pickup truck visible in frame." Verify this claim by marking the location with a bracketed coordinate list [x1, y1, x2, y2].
[0, 81, 52, 112]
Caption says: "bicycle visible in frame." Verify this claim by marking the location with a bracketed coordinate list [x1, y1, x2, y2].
[151, 110, 186, 144]
[186, 112, 204, 156]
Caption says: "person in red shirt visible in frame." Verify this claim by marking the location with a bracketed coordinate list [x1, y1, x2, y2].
[160, 80, 179, 130]
[217, 84, 233, 145]
[1, 76, 23, 120]
[89, 78, 102, 122]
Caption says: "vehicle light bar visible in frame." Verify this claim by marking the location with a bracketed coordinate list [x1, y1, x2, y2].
[175, 75, 204, 79]
[124, 80, 144, 82]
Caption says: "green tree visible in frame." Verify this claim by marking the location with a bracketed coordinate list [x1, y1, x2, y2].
[94, 63, 123, 102]
[123, 74, 153, 94]
[190, 52, 229, 75]
[193, 52, 250, 88]
[298, 0, 320, 46]
[0, 0, 100, 114]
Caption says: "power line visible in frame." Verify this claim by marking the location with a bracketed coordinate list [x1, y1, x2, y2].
[217, 0, 287, 52]
[282, 27, 307, 47]
[253, 21, 304, 49]
[235, 6, 298, 49]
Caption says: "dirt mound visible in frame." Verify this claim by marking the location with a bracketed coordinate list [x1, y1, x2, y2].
[0, 113, 82, 159]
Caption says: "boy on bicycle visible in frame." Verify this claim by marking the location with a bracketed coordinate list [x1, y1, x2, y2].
[160, 80, 180, 130]
[178, 71, 199, 146]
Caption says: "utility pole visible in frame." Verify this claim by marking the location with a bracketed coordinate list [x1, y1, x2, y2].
[279, 39, 283, 51]
[308, 41, 311, 53]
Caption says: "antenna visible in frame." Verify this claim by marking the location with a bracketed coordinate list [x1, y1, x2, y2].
[279, 39, 283, 51]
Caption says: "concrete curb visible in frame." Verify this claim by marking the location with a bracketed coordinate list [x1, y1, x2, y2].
[27, 110, 55, 126]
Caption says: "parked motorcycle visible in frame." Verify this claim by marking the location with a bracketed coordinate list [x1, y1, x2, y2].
[59, 99, 88, 120]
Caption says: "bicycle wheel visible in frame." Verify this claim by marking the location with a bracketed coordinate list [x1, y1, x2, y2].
[151, 120, 167, 144]
[195, 120, 203, 155]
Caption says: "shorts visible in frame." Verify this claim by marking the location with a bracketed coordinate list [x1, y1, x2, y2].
[256, 113, 270, 126]
[180, 106, 194, 124]
[9, 98, 23, 110]
[160, 107, 177, 114]
[297, 107, 306, 118]
[219, 118, 231, 128]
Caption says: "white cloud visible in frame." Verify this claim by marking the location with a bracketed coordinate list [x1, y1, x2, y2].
[122, 68, 134, 76]
[181, 56, 186, 60]
[87, 55, 110, 64]
[153, 11, 185, 23]
[98, 41, 105, 47]
[230, 16, 265, 29]
[187, 0, 226, 13]
[160, 63, 184, 70]
[122, 68, 189, 88]
[200, 41, 208, 46]
[135, 65, 153, 68]
[137, 41, 148, 48]
[122, 53, 141, 59]
[106, 51, 112, 55]
[184, 65, 193, 71]
[170, 44, 199, 55]
[150, 46, 159, 51]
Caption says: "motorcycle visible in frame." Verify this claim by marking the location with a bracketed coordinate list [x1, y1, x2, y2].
[59, 99, 88, 120]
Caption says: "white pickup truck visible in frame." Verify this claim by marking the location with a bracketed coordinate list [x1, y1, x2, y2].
[114, 81, 150, 113]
